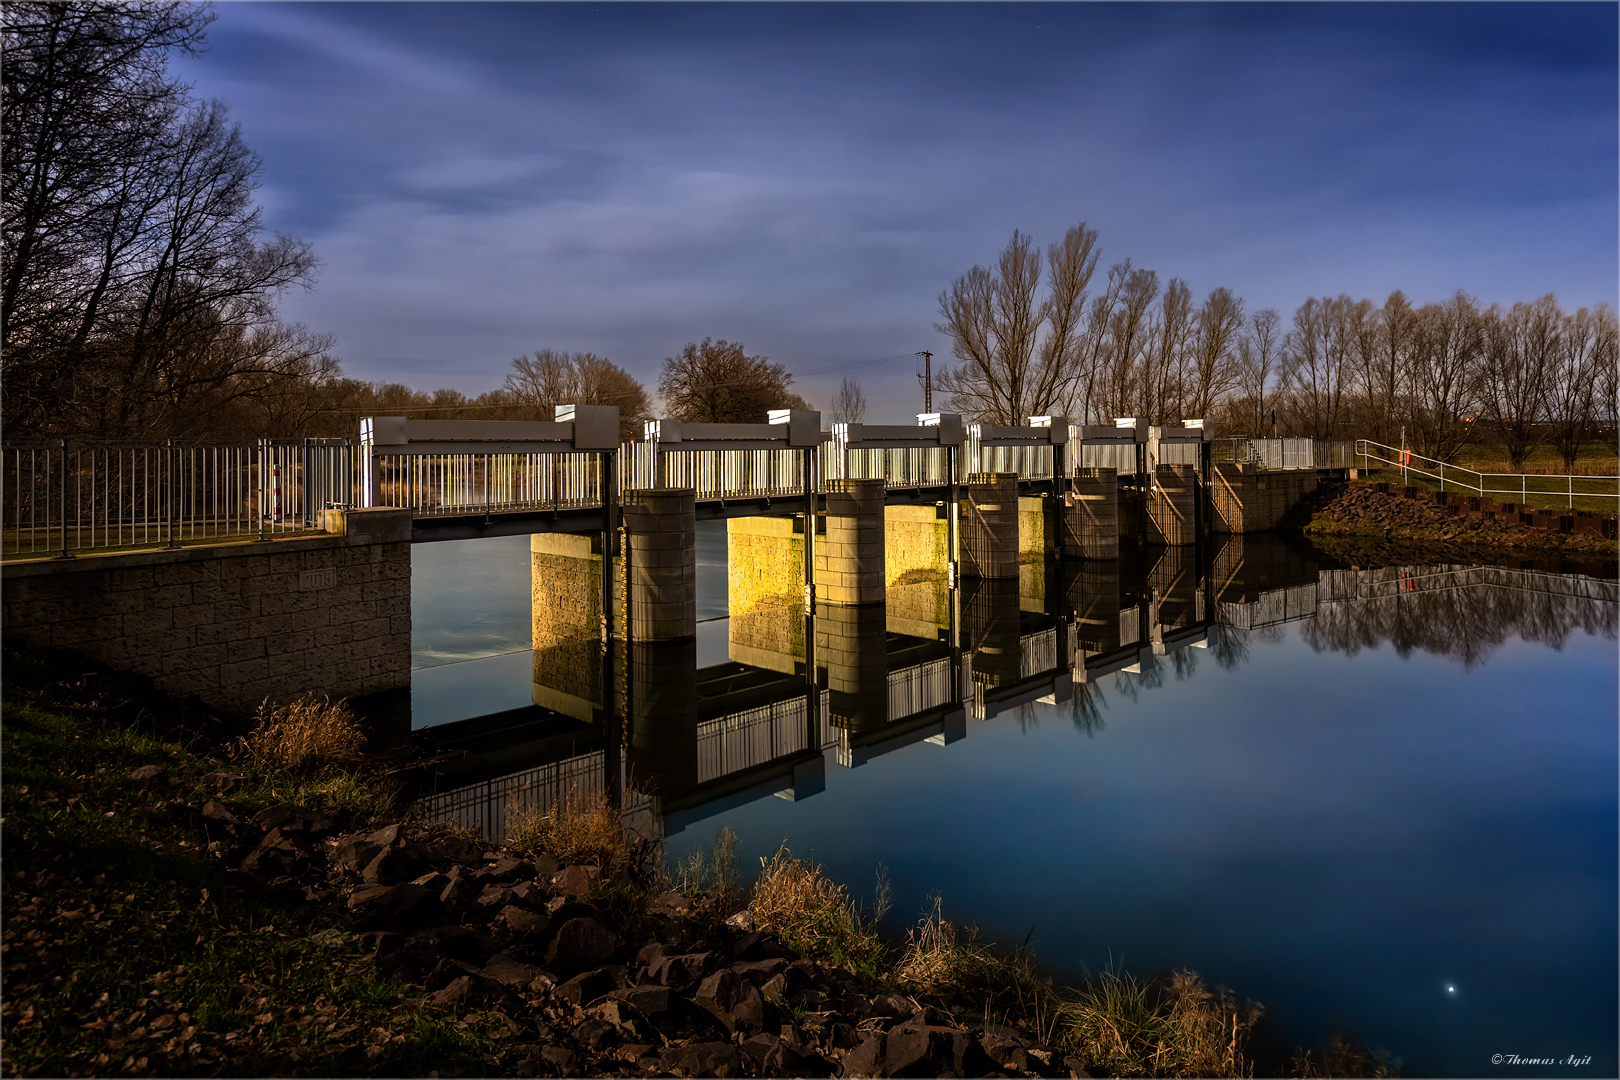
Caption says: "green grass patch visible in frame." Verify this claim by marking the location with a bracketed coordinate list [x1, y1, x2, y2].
[0, 649, 504, 1077]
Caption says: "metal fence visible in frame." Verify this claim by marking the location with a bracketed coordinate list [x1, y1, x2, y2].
[3, 441, 354, 557]
[1354, 440, 1620, 509]
[373, 450, 602, 517]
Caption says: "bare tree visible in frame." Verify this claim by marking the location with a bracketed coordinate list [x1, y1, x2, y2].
[1186, 286, 1246, 421]
[934, 224, 1101, 424]
[1279, 297, 1342, 438]
[1141, 278, 1194, 423]
[1477, 295, 1558, 469]
[1546, 304, 1615, 469]
[1232, 308, 1282, 435]
[830, 375, 867, 425]
[1405, 291, 1483, 460]
[657, 337, 806, 423]
[3, 1, 324, 440]
[1096, 264, 1159, 422]
[506, 349, 650, 434]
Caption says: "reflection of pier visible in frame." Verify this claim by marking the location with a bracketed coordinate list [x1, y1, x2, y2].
[414, 533, 1618, 842]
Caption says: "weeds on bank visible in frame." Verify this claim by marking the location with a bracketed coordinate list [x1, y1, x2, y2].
[1059, 967, 1263, 1078]
[749, 841, 890, 980]
[505, 788, 631, 873]
[899, 897, 1062, 1043]
[1290, 1034, 1401, 1078]
[673, 824, 740, 901]
[233, 693, 403, 820]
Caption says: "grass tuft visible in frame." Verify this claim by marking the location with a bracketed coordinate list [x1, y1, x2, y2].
[749, 841, 888, 979]
[504, 786, 629, 873]
[1059, 966, 1263, 1078]
[241, 694, 366, 776]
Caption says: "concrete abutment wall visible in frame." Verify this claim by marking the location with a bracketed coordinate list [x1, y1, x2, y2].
[0, 507, 412, 717]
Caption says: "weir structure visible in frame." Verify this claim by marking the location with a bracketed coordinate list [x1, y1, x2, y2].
[2, 403, 1348, 733]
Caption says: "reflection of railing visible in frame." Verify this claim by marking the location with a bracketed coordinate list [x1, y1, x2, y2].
[416, 749, 605, 841]
[1322, 564, 1620, 605]
[1218, 583, 1319, 630]
[696, 695, 816, 785]
[3, 441, 354, 556]
[1354, 439, 1619, 509]
[887, 656, 955, 719]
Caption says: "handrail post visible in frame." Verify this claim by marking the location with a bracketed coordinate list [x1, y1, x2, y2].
[55, 439, 74, 559]
[802, 445, 816, 612]
[165, 438, 179, 549]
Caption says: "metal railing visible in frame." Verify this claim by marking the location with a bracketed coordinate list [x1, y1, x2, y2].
[3, 441, 354, 557]
[1213, 437, 1355, 471]
[1354, 440, 1620, 509]
[374, 450, 603, 517]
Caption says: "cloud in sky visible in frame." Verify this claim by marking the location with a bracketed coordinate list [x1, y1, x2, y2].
[176, 2, 1617, 420]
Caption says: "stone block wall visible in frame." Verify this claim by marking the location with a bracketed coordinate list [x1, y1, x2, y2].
[726, 515, 805, 674]
[1210, 465, 1319, 533]
[882, 505, 949, 640]
[623, 489, 696, 643]
[530, 532, 604, 722]
[1, 507, 411, 717]
[818, 479, 885, 606]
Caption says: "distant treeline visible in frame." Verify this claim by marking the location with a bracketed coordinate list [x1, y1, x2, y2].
[934, 227, 1618, 467]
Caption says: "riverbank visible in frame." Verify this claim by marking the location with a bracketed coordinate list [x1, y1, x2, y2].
[1, 645, 1395, 1078]
[1293, 480, 1618, 567]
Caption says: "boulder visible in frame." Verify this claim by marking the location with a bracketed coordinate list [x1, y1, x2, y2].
[549, 864, 599, 897]
[555, 965, 625, 1005]
[483, 953, 545, 988]
[501, 905, 549, 936]
[250, 802, 337, 834]
[659, 1041, 742, 1079]
[695, 968, 766, 1035]
[546, 916, 617, 971]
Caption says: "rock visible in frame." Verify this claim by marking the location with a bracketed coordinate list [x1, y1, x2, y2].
[250, 802, 337, 834]
[476, 856, 535, 882]
[508, 880, 547, 906]
[546, 916, 617, 971]
[555, 965, 625, 1005]
[501, 905, 549, 936]
[438, 864, 475, 906]
[695, 968, 766, 1035]
[128, 764, 167, 783]
[431, 833, 482, 864]
[412, 870, 450, 894]
[654, 950, 713, 988]
[531, 853, 561, 877]
[406, 923, 484, 963]
[549, 864, 599, 896]
[477, 883, 515, 907]
[198, 771, 247, 793]
[346, 882, 442, 932]
[539, 1045, 578, 1075]
[200, 800, 239, 826]
[607, 983, 672, 1018]
[365, 823, 405, 848]
[482, 953, 545, 988]
[424, 957, 483, 991]
[842, 1034, 886, 1078]
[357, 930, 403, 972]
[725, 909, 755, 932]
[732, 957, 789, 983]
[432, 976, 474, 1007]
[650, 889, 696, 917]
[660, 1041, 742, 1078]
[361, 848, 411, 886]
[333, 835, 384, 876]
[1063, 1055, 1095, 1078]
[259, 827, 315, 858]
[576, 1017, 618, 1051]
[761, 972, 789, 1004]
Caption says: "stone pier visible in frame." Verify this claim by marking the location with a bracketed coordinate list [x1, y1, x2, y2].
[1062, 467, 1120, 559]
[624, 489, 696, 642]
[818, 602, 890, 732]
[1147, 464, 1199, 545]
[961, 576, 1021, 688]
[961, 473, 1018, 579]
[625, 640, 699, 795]
[817, 478, 885, 606]
[1065, 559, 1123, 653]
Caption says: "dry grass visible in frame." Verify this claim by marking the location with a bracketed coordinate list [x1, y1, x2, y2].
[749, 842, 888, 978]
[1290, 1035, 1400, 1079]
[898, 898, 1062, 1043]
[505, 787, 629, 872]
[241, 694, 365, 776]
[1060, 967, 1262, 1078]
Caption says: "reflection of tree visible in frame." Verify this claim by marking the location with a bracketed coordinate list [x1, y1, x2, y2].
[1303, 566, 1617, 670]
[1170, 647, 1199, 681]
[1069, 682, 1107, 735]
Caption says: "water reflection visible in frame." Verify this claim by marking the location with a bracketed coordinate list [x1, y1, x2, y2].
[408, 531, 1616, 847]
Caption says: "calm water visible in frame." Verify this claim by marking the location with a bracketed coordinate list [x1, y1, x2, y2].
[408, 526, 1617, 1077]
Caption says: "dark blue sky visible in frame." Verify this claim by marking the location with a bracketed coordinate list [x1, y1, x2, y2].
[177, 3, 1618, 421]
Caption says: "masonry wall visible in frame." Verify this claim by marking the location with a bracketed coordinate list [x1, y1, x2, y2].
[1, 507, 411, 717]
[1210, 465, 1319, 534]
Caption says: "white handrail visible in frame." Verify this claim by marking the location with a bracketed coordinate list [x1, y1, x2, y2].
[1353, 440, 1619, 509]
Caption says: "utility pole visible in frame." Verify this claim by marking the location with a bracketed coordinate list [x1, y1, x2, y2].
[918, 351, 933, 412]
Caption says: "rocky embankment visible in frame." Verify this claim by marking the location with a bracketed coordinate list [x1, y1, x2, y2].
[138, 768, 1089, 1079]
[1302, 481, 1617, 556]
